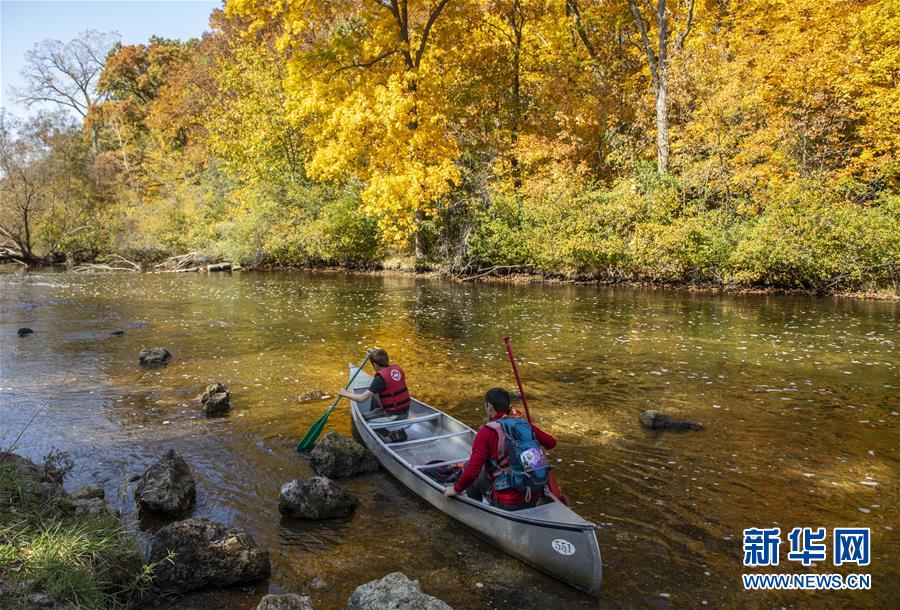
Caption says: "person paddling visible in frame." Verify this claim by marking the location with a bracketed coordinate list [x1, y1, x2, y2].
[338, 348, 411, 441]
[443, 388, 556, 510]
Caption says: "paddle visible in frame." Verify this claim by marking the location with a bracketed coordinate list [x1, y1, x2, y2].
[296, 353, 371, 452]
[502, 336, 568, 505]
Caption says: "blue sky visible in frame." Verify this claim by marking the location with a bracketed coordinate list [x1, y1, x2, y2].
[1, 0, 220, 117]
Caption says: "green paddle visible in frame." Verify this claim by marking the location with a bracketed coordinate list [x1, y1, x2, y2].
[296, 353, 371, 452]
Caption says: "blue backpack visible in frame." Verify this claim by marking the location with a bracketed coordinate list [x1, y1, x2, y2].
[487, 417, 551, 499]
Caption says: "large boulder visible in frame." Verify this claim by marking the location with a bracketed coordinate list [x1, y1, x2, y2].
[149, 517, 271, 593]
[639, 409, 702, 431]
[278, 477, 358, 520]
[347, 572, 452, 610]
[200, 382, 231, 416]
[310, 432, 378, 478]
[134, 449, 196, 516]
[139, 347, 172, 366]
[257, 593, 314, 610]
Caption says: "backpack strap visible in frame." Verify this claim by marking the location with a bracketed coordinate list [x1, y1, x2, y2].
[485, 421, 507, 461]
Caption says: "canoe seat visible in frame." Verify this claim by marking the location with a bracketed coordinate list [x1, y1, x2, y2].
[388, 430, 470, 447]
[369, 412, 441, 430]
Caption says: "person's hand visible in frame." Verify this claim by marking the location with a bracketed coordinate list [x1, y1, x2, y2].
[338, 389, 350, 399]
[443, 486, 458, 499]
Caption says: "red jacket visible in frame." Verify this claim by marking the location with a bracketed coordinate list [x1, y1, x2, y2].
[454, 411, 556, 506]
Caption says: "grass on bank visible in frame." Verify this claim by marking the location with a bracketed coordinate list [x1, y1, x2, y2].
[0, 459, 152, 609]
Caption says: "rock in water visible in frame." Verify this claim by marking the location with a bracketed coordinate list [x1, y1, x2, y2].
[17, 327, 34, 336]
[110, 330, 125, 336]
[298, 390, 329, 403]
[134, 449, 196, 516]
[201, 382, 231, 416]
[278, 477, 358, 520]
[310, 432, 378, 478]
[347, 572, 453, 610]
[257, 593, 314, 610]
[639, 409, 702, 431]
[149, 517, 271, 593]
[71, 486, 104, 500]
[139, 347, 172, 366]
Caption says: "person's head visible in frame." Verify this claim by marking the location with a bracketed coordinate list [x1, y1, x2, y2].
[484, 387, 510, 417]
[369, 348, 389, 370]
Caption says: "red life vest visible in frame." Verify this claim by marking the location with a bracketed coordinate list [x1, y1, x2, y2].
[376, 364, 410, 413]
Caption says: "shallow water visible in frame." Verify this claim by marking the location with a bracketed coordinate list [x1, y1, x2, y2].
[1, 270, 897, 608]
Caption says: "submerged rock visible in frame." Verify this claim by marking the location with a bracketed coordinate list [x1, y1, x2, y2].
[110, 330, 125, 336]
[347, 572, 452, 610]
[134, 449, 196, 516]
[257, 593, 314, 610]
[639, 409, 702, 431]
[310, 432, 378, 478]
[278, 477, 358, 520]
[17, 327, 34, 336]
[149, 517, 271, 593]
[298, 390, 330, 403]
[139, 347, 172, 366]
[71, 485, 104, 501]
[200, 382, 231, 416]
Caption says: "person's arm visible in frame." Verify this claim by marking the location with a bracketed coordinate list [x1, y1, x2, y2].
[339, 374, 384, 402]
[338, 388, 373, 402]
[445, 428, 491, 498]
[531, 424, 557, 449]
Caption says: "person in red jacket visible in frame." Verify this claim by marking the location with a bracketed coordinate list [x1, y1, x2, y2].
[443, 387, 556, 510]
[339, 348, 411, 441]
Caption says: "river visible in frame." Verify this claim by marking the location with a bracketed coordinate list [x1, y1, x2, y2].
[1, 270, 896, 608]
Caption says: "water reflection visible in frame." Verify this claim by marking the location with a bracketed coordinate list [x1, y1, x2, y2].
[0, 271, 896, 609]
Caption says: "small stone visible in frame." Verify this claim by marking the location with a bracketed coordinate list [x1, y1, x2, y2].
[298, 390, 329, 403]
[26, 593, 52, 606]
[310, 577, 332, 591]
[257, 593, 314, 610]
[71, 486, 104, 501]
[139, 347, 172, 366]
[200, 383, 231, 416]
[17, 328, 34, 337]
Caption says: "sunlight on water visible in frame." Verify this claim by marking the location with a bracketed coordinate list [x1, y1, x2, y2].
[0, 271, 896, 608]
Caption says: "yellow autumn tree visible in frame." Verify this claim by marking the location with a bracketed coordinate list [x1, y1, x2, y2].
[227, 0, 467, 252]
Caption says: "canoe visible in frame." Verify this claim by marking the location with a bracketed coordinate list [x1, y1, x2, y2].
[347, 366, 603, 596]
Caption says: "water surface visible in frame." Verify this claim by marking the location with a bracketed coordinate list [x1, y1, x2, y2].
[1, 271, 896, 608]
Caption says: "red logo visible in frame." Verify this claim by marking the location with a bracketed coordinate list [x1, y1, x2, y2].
[391, 369, 401, 381]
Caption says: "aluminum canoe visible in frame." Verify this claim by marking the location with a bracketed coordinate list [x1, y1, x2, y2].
[347, 366, 603, 596]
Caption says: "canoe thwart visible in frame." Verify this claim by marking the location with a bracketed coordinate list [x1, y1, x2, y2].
[369, 412, 441, 430]
[414, 457, 470, 470]
[387, 430, 470, 447]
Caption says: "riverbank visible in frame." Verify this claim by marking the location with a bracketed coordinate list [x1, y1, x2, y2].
[2, 258, 897, 301]
[0, 453, 148, 608]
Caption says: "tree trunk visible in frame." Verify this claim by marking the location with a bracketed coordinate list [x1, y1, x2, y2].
[656, 76, 669, 174]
